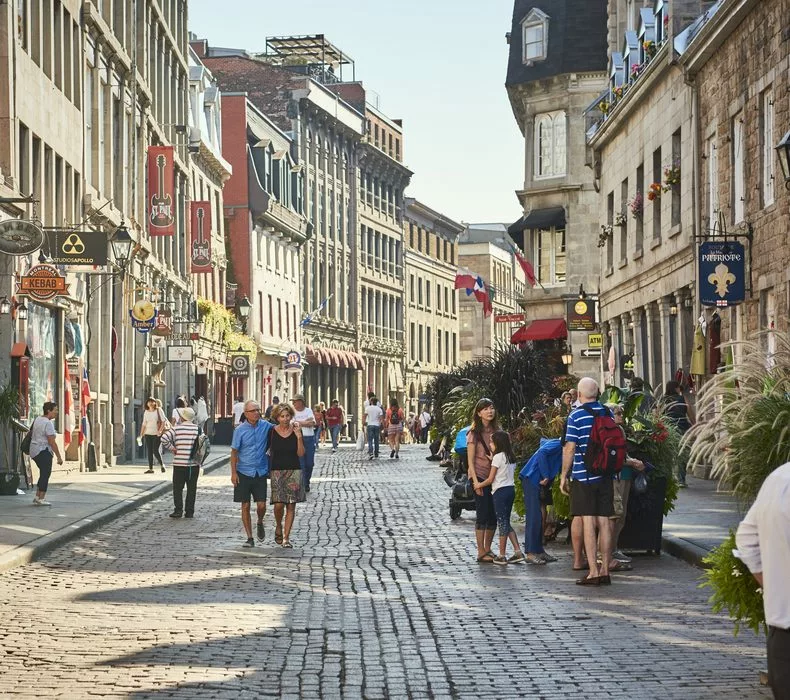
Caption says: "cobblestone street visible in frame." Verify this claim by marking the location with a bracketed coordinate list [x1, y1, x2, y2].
[0, 446, 769, 699]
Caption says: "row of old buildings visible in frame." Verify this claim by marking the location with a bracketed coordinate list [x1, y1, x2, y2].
[505, 0, 790, 392]
[0, 6, 527, 473]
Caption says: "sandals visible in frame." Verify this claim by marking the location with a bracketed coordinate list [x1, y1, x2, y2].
[477, 551, 495, 563]
[274, 525, 283, 545]
[282, 540, 293, 549]
[576, 575, 602, 586]
[526, 554, 546, 565]
[572, 563, 590, 571]
[609, 560, 633, 572]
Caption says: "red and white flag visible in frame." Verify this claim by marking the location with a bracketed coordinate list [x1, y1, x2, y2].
[507, 240, 537, 287]
[454, 267, 478, 291]
[80, 368, 92, 446]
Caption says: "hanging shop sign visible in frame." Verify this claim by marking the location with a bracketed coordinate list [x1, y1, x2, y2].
[284, 350, 302, 371]
[129, 299, 158, 333]
[167, 345, 194, 362]
[17, 264, 69, 302]
[620, 353, 635, 380]
[196, 358, 208, 375]
[190, 201, 212, 273]
[0, 219, 44, 255]
[45, 230, 108, 266]
[494, 312, 525, 324]
[152, 308, 173, 337]
[587, 333, 603, 349]
[229, 353, 250, 378]
[147, 146, 175, 236]
[566, 299, 596, 331]
[698, 241, 745, 308]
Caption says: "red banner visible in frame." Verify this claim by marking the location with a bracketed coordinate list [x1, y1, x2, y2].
[147, 146, 175, 236]
[190, 201, 212, 273]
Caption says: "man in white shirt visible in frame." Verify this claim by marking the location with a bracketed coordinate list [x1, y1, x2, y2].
[292, 395, 317, 492]
[232, 397, 245, 427]
[736, 461, 790, 698]
[363, 397, 384, 459]
[419, 408, 432, 444]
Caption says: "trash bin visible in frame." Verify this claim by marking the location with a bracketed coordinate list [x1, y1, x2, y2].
[346, 415, 355, 442]
[213, 417, 234, 445]
[618, 476, 667, 554]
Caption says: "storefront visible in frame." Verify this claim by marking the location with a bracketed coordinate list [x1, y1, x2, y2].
[25, 302, 60, 421]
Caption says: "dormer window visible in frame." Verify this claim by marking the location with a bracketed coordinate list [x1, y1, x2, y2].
[522, 9, 549, 64]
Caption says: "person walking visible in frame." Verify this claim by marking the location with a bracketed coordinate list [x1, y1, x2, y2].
[385, 399, 404, 459]
[230, 400, 272, 547]
[313, 403, 325, 450]
[560, 377, 615, 586]
[318, 402, 328, 447]
[139, 397, 166, 474]
[467, 398, 500, 563]
[264, 395, 280, 422]
[661, 380, 694, 486]
[418, 407, 432, 444]
[160, 407, 200, 519]
[363, 396, 384, 459]
[171, 396, 187, 425]
[476, 430, 525, 565]
[28, 401, 64, 506]
[325, 399, 345, 453]
[269, 403, 306, 548]
[736, 461, 790, 699]
[231, 396, 245, 427]
[292, 395, 317, 492]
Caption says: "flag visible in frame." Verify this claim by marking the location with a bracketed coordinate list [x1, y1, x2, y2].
[472, 276, 493, 318]
[454, 268, 477, 291]
[300, 295, 332, 328]
[80, 368, 92, 446]
[507, 239, 537, 287]
[63, 360, 74, 447]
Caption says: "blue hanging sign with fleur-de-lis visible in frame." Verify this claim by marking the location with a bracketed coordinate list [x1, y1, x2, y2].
[698, 241, 746, 307]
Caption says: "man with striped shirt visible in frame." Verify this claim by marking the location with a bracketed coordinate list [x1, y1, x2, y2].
[160, 407, 201, 518]
[560, 377, 613, 586]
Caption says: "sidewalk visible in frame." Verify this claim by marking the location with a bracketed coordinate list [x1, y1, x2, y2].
[661, 474, 748, 568]
[0, 446, 231, 573]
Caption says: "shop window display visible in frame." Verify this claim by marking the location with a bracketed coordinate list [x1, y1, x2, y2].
[25, 303, 59, 423]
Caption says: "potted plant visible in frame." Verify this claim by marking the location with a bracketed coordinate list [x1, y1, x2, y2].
[598, 224, 614, 248]
[628, 192, 644, 220]
[647, 182, 663, 201]
[643, 40, 657, 59]
[0, 383, 22, 495]
[615, 212, 627, 227]
[663, 162, 681, 191]
[598, 100, 610, 115]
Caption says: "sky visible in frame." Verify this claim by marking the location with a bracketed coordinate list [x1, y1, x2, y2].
[187, 0, 525, 226]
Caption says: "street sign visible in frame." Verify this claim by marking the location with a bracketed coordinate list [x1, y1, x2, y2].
[580, 348, 602, 358]
[587, 333, 603, 349]
[567, 299, 596, 331]
[494, 313, 525, 324]
[229, 353, 250, 378]
[167, 345, 193, 362]
[284, 350, 302, 370]
[17, 264, 69, 302]
[45, 230, 108, 266]
[698, 241, 745, 307]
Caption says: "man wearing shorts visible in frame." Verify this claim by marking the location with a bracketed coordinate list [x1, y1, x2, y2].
[560, 377, 613, 586]
[230, 400, 272, 548]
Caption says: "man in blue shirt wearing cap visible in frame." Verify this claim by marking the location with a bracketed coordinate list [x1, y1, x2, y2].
[231, 400, 272, 548]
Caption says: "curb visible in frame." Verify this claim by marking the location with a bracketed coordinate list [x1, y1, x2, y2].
[0, 455, 230, 574]
[661, 532, 712, 569]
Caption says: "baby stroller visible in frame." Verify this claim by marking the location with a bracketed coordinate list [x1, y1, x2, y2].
[442, 447, 476, 520]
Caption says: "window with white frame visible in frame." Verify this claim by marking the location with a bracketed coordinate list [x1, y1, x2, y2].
[533, 227, 566, 285]
[732, 113, 744, 223]
[522, 9, 549, 64]
[762, 89, 774, 208]
[534, 111, 566, 178]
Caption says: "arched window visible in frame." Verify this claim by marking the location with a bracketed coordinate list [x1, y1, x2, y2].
[534, 111, 566, 178]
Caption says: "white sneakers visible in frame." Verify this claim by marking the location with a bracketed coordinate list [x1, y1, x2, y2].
[32, 497, 52, 506]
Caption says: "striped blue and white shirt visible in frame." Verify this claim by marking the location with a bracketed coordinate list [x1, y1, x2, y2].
[160, 422, 199, 467]
[565, 401, 607, 483]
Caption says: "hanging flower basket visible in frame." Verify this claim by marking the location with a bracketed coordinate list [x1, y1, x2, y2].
[647, 182, 663, 201]
[598, 224, 613, 248]
[643, 40, 657, 59]
[663, 163, 681, 191]
[615, 212, 627, 227]
[628, 192, 644, 219]
[630, 62, 643, 81]
[598, 100, 611, 115]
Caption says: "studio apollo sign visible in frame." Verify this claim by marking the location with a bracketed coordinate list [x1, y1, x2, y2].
[17, 264, 69, 302]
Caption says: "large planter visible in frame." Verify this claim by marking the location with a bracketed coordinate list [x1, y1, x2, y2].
[618, 476, 667, 554]
[0, 471, 20, 496]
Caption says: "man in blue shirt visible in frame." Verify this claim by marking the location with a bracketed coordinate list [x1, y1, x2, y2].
[231, 400, 272, 548]
[560, 377, 613, 586]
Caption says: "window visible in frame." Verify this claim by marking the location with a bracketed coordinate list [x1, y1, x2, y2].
[534, 227, 566, 285]
[708, 137, 718, 229]
[671, 129, 681, 227]
[522, 9, 549, 63]
[426, 282, 431, 309]
[606, 192, 614, 271]
[268, 295, 273, 336]
[410, 322, 416, 359]
[534, 111, 566, 178]
[410, 274, 415, 304]
[418, 325, 424, 361]
[762, 89, 775, 208]
[418, 278, 423, 306]
[620, 177, 628, 263]
[436, 283, 441, 311]
[732, 113, 744, 223]
[635, 163, 644, 251]
[652, 147, 662, 240]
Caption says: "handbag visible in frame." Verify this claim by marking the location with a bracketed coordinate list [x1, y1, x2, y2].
[355, 431, 365, 451]
[20, 417, 37, 455]
[633, 471, 648, 494]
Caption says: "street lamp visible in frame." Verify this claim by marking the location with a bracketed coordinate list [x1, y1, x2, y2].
[0, 297, 28, 320]
[0, 296, 10, 315]
[412, 360, 422, 376]
[110, 221, 134, 277]
[561, 349, 573, 366]
[776, 131, 790, 188]
[237, 295, 252, 333]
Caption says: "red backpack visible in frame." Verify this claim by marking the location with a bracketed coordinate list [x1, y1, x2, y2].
[581, 405, 627, 476]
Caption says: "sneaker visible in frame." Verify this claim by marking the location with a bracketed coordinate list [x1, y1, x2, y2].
[508, 552, 526, 564]
[243, 537, 254, 548]
[257, 522, 265, 541]
[144, 469, 155, 474]
[541, 552, 558, 563]
[395, 453, 400, 460]
[184, 514, 194, 519]
[332, 448, 337, 454]
[33, 497, 52, 506]
[492, 555, 508, 566]
[169, 511, 182, 518]
[160, 466, 166, 473]
[390, 450, 395, 458]
[612, 550, 632, 563]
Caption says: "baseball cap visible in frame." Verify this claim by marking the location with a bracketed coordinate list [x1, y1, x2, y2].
[293, 394, 305, 402]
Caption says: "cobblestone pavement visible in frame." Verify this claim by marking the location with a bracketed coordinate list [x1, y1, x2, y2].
[0, 445, 770, 699]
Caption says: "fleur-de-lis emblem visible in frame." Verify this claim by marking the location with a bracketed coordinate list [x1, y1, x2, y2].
[708, 262, 736, 298]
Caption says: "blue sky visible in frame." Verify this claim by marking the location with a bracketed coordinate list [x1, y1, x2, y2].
[188, 0, 524, 225]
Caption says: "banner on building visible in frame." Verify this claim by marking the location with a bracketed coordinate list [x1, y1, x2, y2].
[190, 201, 212, 273]
[147, 146, 175, 236]
[566, 299, 596, 331]
[229, 353, 250, 378]
[45, 230, 108, 267]
[495, 313, 525, 324]
[698, 241, 745, 308]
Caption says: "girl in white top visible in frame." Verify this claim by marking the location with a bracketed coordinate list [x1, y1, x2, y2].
[139, 397, 166, 474]
[476, 430, 526, 565]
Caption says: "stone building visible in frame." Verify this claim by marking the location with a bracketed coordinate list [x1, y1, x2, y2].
[678, 0, 790, 361]
[199, 37, 367, 418]
[215, 89, 309, 408]
[458, 225, 526, 364]
[505, 0, 608, 377]
[403, 198, 463, 413]
[587, 1, 711, 390]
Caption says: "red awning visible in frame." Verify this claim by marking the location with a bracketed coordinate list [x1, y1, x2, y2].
[511, 318, 567, 343]
[304, 345, 321, 365]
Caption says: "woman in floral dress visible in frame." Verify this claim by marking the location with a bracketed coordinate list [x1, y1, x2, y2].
[269, 403, 306, 548]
